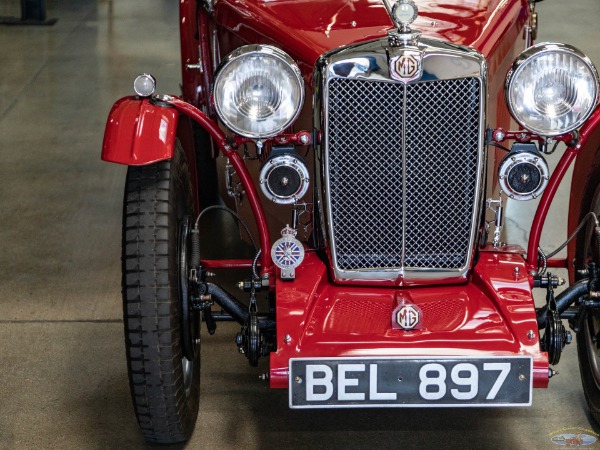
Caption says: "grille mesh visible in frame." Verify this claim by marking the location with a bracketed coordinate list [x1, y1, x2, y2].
[327, 77, 481, 271]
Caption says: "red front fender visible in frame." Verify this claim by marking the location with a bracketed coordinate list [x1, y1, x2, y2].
[102, 97, 179, 166]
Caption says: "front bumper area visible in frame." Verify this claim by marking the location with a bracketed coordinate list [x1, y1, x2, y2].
[270, 251, 548, 389]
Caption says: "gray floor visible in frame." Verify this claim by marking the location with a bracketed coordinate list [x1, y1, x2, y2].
[1, 0, 600, 448]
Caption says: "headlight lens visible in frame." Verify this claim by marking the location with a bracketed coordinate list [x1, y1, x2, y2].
[213, 45, 304, 138]
[505, 43, 599, 136]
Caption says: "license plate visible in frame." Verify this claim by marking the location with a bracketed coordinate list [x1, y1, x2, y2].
[289, 356, 532, 408]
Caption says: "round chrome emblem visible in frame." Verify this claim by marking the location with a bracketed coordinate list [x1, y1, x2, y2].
[272, 238, 305, 269]
[392, 0, 418, 29]
[271, 225, 305, 271]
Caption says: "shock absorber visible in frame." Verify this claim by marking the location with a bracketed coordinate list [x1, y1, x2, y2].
[189, 223, 217, 334]
[191, 225, 200, 268]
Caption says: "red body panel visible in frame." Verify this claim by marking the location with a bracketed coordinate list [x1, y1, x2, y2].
[213, 0, 528, 72]
[101, 97, 179, 166]
[270, 251, 548, 389]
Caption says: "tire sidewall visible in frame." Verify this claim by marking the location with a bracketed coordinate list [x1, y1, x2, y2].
[576, 181, 600, 420]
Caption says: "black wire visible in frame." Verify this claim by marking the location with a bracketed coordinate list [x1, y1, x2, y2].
[538, 247, 548, 275]
[544, 140, 561, 155]
[194, 205, 258, 256]
[488, 142, 511, 152]
[252, 249, 261, 281]
[544, 211, 600, 259]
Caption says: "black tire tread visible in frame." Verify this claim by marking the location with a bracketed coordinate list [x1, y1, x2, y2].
[121, 147, 199, 444]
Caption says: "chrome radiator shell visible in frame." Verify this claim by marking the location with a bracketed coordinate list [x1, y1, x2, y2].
[314, 38, 487, 286]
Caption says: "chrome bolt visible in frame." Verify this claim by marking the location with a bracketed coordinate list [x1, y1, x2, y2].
[299, 133, 310, 144]
[350, 21, 357, 27]
[284, 334, 292, 344]
[527, 330, 535, 339]
[565, 331, 572, 345]
[185, 62, 203, 71]
[195, 338, 201, 345]
[295, 376, 303, 383]
[519, 374, 526, 381]
[514, 267, 520, 277]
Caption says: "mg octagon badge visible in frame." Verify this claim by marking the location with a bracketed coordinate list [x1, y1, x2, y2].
[391, 297, 423, 331]
[390, 50, 423, 83]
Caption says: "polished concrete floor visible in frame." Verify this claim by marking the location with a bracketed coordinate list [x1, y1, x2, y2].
[1, 0, 600, 448]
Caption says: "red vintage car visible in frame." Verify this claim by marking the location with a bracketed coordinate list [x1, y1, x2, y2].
[102, 0, 600, 444]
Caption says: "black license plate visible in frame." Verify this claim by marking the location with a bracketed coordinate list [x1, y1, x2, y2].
[289, 356, 532, 408]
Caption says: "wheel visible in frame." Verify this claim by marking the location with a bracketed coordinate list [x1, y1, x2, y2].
[121, 143, 200, 444]
[576, 183, 600, 424]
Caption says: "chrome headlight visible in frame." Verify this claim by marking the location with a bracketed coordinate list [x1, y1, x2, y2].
[213, 45, 304, 139]
[505, 43, 599, 136]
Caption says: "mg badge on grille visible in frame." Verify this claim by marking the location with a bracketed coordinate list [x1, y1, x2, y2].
[390, 50, 422, 82]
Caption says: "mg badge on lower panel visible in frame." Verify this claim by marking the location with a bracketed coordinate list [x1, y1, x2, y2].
[392, 296, 423, 330]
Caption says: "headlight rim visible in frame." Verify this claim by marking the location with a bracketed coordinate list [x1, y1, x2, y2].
[505, 42, 599, 137]
[213, 44, 305, 139]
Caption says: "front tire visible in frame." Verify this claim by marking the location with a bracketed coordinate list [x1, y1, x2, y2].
[121, 144, 200, 444]
[576, 183, 600, 424]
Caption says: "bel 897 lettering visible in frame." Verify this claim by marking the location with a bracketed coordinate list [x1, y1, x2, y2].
[419, 362, 511, 401]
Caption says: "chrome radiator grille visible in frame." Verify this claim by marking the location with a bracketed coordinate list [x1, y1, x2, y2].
[326, 77, 481, 271]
